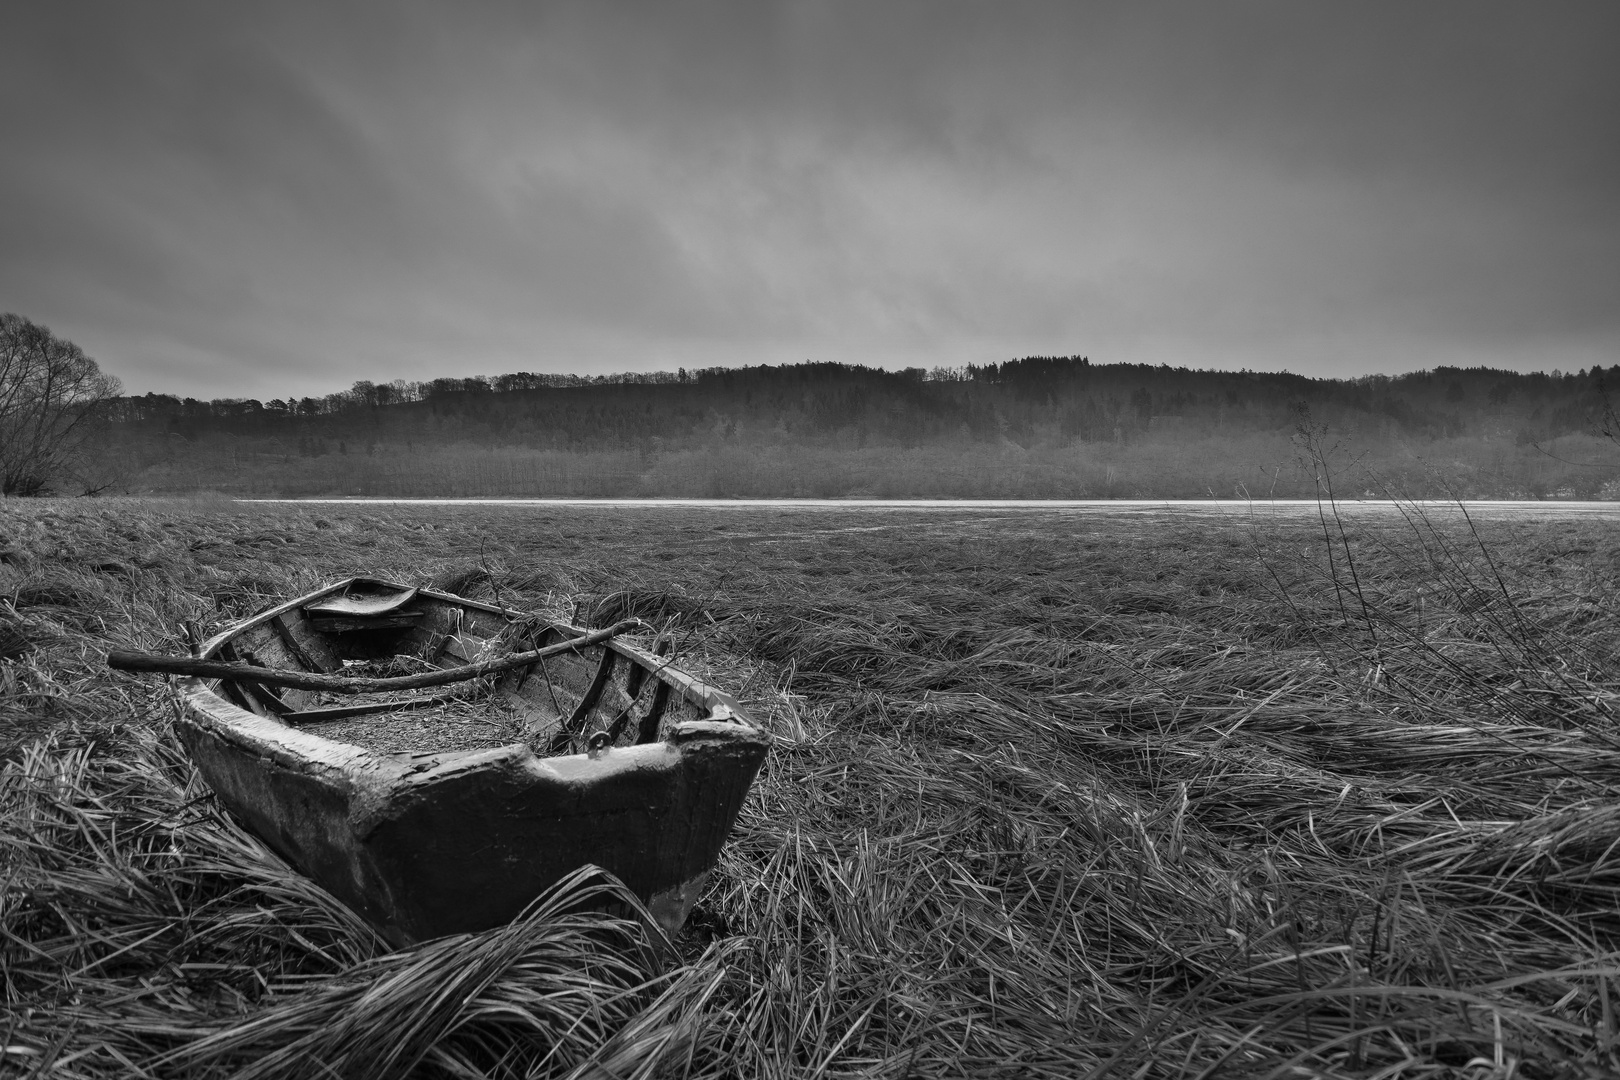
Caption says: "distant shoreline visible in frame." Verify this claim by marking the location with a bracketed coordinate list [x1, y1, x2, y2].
[234, 496, 1620, 515]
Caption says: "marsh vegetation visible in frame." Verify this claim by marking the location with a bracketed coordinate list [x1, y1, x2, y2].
[3, 499, 1619, 1076]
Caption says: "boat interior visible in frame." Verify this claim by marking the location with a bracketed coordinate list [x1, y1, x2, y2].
[203, 578, 719, 758]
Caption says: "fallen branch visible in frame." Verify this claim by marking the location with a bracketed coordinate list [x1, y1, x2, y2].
[107, 620, 646, 696]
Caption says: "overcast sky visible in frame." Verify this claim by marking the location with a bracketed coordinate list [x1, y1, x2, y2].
[2, 2, 1616, 399]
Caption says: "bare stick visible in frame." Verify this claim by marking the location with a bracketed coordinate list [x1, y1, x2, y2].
[107, 620, 645, 696]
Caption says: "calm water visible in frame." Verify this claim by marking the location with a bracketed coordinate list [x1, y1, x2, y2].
[243, 498, 1620, 520]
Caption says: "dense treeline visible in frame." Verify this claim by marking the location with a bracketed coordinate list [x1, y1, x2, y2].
[94, 358, 1620, 498]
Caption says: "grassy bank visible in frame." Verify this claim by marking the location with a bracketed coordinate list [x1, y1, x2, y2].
[3, 498, 1619, 1076]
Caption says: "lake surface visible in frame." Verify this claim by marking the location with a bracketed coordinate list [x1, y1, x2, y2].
[243, 497, 1620, 520]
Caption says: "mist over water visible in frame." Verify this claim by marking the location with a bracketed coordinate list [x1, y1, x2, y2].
[244, 497, 1620, 520]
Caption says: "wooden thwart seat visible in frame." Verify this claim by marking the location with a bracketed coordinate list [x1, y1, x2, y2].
[304, 587, 424, 632]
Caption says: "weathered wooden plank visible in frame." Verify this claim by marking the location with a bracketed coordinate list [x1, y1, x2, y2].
[538, 648, 617, 753]
[507, 690, 562, 743]
[510, 626, 561, 692]
[460, 608, 511, 638]
[636, 680, 673, 744]
[304, 588, 418, 618]
[272, 611, 341, 674]
[308, 613, 424, 633]
[281, 693, 463, 724]
[566, 649, 617, 730]
[622, 637, 670, 698]
[214, 642, 287, 715]
[436, 632, 484, 665]
[403, 605, 463, 658]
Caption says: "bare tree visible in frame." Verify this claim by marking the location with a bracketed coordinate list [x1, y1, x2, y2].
[1598, 372, 1620, 447]
[0, 314, 122, 495]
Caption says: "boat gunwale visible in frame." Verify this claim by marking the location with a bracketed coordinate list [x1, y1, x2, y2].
[182, 576, 759, 777]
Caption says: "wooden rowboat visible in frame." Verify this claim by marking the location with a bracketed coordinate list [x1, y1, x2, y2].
[108, 577, 768, 946]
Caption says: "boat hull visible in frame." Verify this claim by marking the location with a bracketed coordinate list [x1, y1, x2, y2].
[173, 578, 768, 945]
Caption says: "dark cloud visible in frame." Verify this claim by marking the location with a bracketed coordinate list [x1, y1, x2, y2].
[1, 1, 1615, 397]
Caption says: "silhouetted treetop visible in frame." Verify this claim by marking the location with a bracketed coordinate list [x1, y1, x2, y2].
[103, 357, 1620, 457]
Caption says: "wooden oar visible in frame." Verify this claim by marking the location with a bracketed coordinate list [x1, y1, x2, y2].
[107, 619, 646, 696]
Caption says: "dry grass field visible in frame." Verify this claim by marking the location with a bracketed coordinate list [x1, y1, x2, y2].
[3, 497, 1619, 1078]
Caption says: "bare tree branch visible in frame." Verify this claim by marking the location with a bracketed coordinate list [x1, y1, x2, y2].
[0, 314, 122, 495]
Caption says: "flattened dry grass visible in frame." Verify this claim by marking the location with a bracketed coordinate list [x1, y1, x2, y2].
[2, 728, 724, 1079]
[3, 497, 1620, 1076]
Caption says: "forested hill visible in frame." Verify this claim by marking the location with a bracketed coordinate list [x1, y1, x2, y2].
[97, 358, 1620, 498]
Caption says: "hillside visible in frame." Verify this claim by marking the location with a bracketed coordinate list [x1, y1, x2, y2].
[92, 359, 1620, 498]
